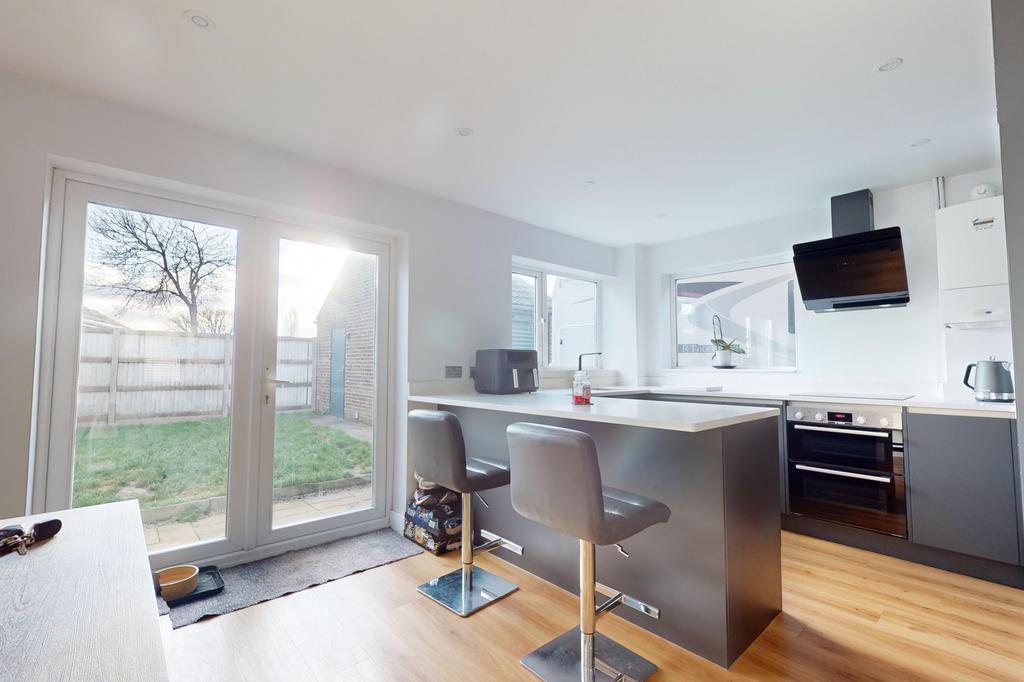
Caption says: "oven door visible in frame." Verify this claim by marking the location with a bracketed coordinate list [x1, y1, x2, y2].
[787, 422, 894, 471]
[788, 461, 906, 537]
[787, 423, 906, 537]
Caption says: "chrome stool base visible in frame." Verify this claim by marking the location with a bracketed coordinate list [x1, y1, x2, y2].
[521, 627, 657, 682]
[416, 565, 518, 617]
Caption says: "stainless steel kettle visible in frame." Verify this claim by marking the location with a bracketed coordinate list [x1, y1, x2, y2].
[963, 358, 1015, 402]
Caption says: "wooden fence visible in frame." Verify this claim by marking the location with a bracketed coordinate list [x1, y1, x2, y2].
[77, 329, 314, 424]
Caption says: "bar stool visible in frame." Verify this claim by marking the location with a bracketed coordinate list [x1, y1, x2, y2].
[409, 409, 524, 616]
[506, 422, 671, 682]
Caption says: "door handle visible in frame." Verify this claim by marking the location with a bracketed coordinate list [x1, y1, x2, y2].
[263, 370, 292, 405]
[793, 424, 889, 438]
[794, 464, 893, 483]
[264, 367, 292, 387]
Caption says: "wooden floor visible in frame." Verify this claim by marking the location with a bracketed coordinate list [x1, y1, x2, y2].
[160, 531, 1024, 681]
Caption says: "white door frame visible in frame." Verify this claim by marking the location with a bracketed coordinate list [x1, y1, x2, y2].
[34, 170, 396, 568]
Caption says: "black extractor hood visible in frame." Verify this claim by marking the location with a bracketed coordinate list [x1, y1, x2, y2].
[792, 189, 910, 313]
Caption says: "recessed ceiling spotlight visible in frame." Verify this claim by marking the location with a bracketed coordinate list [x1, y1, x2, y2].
[909, 137, 932, 148]
[184, 10, 215, 30]
[582, 180, 596, 188]
[655, 213, 668, 219]
[456, 128, 474, 137]
[874, 57, 904, 73]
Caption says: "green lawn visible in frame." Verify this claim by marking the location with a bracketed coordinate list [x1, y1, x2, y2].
[73, 412, 372, 511]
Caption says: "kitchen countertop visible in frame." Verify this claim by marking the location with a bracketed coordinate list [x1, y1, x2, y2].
[408, 389, 779, 433]
[587, 386, 1016, 419]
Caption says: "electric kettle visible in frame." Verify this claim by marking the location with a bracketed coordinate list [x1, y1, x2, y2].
[963, 358, 1015, 402]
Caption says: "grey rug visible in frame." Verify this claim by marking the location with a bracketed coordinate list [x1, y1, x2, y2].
[157, 528, 421, 628]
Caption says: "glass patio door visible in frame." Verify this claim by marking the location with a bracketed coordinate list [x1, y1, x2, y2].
[255, 229, 390, 544]
[40, 177, 258, 564]
[40, 173, 391, 565]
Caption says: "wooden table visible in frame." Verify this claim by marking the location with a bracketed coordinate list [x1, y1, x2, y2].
[0, 500, 169, 681]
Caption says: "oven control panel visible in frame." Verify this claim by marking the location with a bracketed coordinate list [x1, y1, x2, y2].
[786, 402, 902, 430]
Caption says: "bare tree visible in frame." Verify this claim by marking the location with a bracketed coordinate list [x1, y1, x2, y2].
[87, 207, 235, 334]
[171, 308, 233, 335]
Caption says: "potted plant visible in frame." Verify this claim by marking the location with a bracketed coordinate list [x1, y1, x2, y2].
[710, 315, 745, 368]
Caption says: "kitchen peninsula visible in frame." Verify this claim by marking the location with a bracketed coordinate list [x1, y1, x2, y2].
[407, 389, 782, 667]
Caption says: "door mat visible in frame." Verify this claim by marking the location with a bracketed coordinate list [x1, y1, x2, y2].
[157, 528, 421, 628]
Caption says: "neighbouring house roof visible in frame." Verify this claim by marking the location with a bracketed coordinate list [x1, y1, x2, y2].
[314, 255, 376, 324]
[511, 275, 536, 350]
[511, 276, 535, 308]
[81, 307, 131, 331]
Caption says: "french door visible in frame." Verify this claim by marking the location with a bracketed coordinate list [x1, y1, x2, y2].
[38, 173, 391, 566]
[255, 225, 390, 547]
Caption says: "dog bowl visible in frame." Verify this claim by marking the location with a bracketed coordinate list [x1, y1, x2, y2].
[155, 564, 200, 600]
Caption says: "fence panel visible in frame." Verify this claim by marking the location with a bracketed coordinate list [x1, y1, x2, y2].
[77, 330, 314, 424]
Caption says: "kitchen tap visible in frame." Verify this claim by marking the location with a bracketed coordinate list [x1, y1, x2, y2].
[578, 352, 602, 371]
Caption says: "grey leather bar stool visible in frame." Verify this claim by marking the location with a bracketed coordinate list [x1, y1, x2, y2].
[409, 409, 524, 616]
[507, 422, 671, 682]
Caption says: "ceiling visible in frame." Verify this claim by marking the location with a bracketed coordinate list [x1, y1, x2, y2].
[0, 1, 1000, 246]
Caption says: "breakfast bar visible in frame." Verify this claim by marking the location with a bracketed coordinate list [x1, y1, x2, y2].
[408, 390, 782, 667]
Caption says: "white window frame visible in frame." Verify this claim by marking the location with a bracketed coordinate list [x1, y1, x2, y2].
[668, 255, 798, 372]
[512, 266, 602, 369]
[34, 168, 397, 569]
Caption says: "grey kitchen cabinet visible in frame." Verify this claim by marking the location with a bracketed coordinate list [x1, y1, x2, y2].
[905, 413, 1021, 565]
[625, 393, 788, 512]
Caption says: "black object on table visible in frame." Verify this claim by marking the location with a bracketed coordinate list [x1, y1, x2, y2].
[0, 518, 62, 557]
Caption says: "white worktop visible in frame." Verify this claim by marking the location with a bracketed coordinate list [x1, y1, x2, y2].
[408, 389, 779, 433]
[588, 386, 1016, 419]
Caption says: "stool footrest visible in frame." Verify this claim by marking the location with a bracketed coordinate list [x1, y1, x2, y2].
[595, 583, 659, 620]
[478, 528, 524, 556]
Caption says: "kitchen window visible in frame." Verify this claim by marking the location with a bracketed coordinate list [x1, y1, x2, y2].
[672, 261, 797, 369]
[511, 269, 599, 368]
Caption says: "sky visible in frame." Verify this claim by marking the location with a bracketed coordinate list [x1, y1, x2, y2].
[277, 239, 349, 337]
[82, 205, 353, 338]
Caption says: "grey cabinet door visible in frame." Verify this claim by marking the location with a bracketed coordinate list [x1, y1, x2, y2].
[906, 413, 1020, 565]
[633, 394, 788, 512]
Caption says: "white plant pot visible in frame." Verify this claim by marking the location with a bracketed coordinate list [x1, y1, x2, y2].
[712, 350, 733, 368]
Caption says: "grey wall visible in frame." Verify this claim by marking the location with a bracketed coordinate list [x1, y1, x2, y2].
[992, 0, 1024, 546]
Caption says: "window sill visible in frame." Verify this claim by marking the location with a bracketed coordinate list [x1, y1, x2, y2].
[667, 367, 798, 374]
[540, 367, 618, 376]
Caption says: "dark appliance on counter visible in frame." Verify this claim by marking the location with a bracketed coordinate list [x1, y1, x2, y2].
[792, 189, 910, 312]
[786, 402, 907, 538]
[474, 349, 540, 394]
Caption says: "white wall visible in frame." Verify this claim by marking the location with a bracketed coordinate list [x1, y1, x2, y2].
[600, 245, 644, 385]
[638, 168, 1007, 395]
[0, 69, 616, 518]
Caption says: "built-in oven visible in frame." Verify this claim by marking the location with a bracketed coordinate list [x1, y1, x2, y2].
[786, 402, 906, 538]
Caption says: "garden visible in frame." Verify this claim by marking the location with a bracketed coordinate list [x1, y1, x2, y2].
[73, 411, 373, 514]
